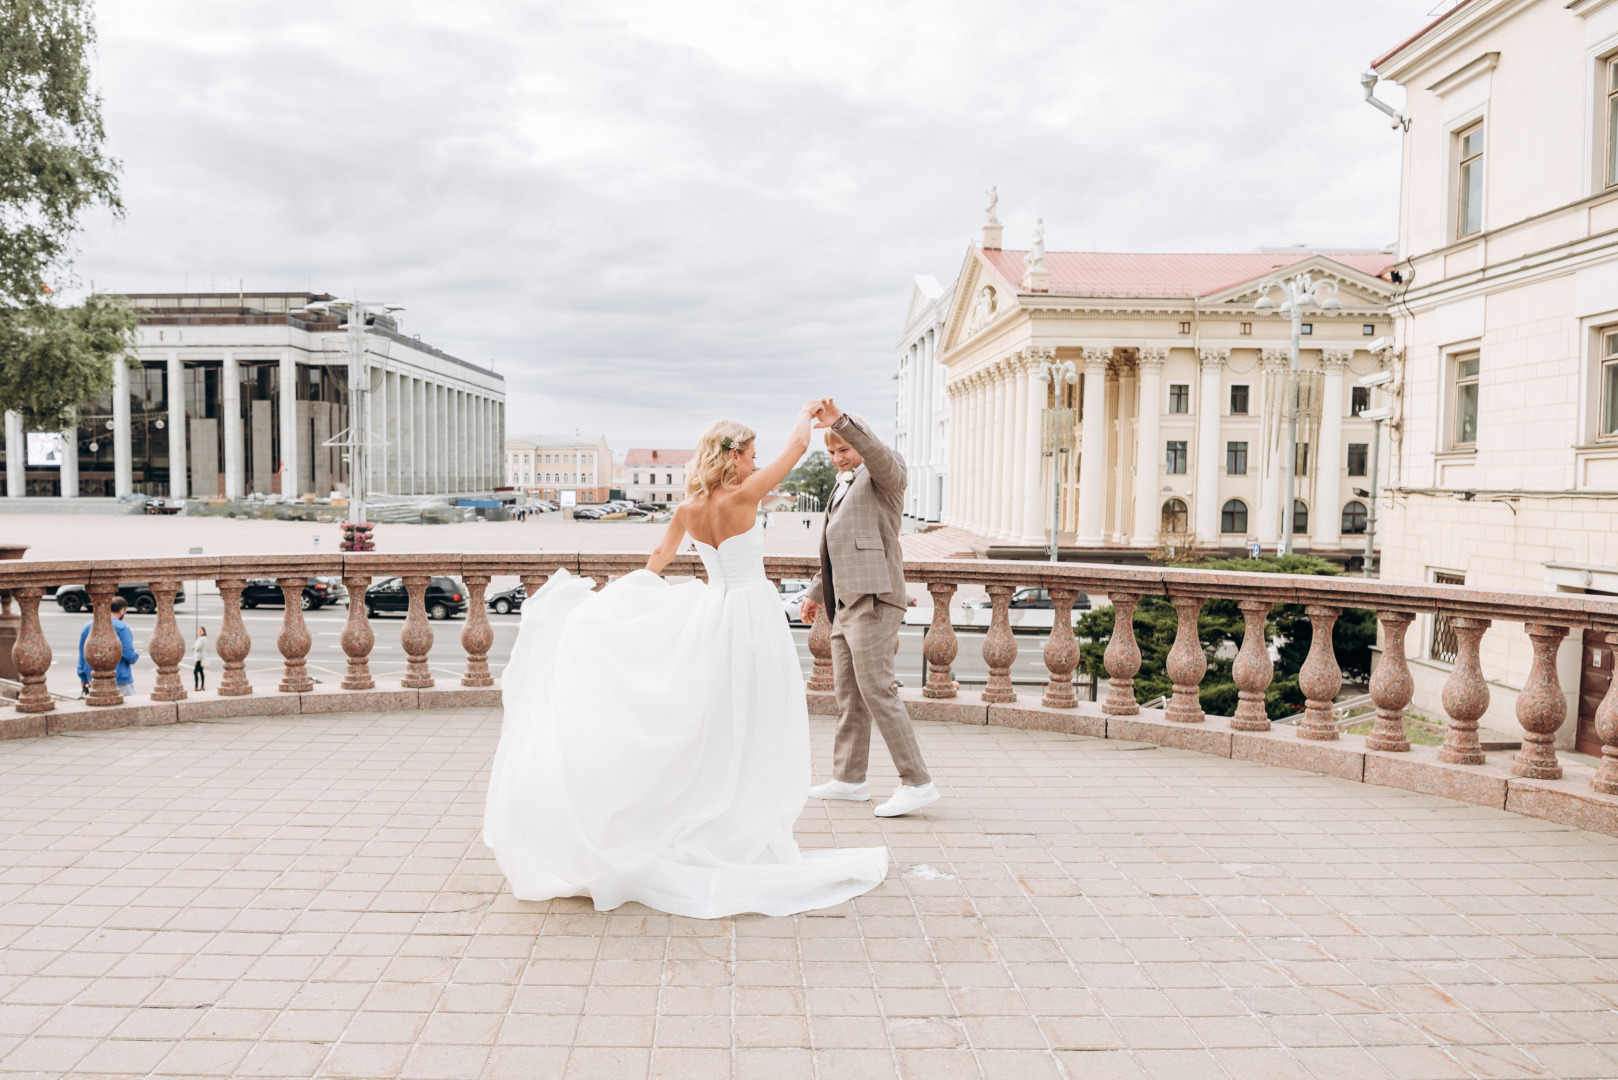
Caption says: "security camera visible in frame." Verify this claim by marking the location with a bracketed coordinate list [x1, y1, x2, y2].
[1358, 370, 1393, 388]
[1366, 336, 1395, 354]
[1359, 406, 1392, 422]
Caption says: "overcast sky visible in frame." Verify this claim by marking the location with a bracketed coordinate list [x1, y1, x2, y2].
[74, 0, 1439, 455]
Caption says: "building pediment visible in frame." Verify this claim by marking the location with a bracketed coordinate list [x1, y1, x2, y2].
[939, 247, 1025, 357]
[1203, 255, 1395, 311]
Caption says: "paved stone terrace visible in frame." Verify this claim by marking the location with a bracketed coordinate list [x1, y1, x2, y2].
[2, 710, 1618, 1079]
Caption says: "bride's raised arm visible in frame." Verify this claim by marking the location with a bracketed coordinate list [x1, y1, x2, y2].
[737, 401, 816, 504]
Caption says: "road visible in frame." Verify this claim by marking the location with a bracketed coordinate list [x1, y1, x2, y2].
[37, 595, 1088, 700]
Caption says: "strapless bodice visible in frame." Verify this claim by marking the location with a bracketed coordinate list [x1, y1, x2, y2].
[693, 520, 769, 591]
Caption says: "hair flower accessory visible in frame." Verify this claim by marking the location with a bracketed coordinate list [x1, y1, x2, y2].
[720, 436, 734, 452]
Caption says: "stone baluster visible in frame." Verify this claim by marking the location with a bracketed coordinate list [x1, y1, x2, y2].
[1513, 623, 1569, 780]
[83, 582, 123, 706]
[1041, 587, 1081, 709]
[806, 603, 834, 692]
[1164, 596, 1206, 724]
[400, 575, 435, 688]
[519, 572, 549, 602]
[275, 577, 314, 693]
[12, 586, 52, 713]
[923, 581, 958, 699]
[460, 574, 494, 687]
[148, 581, 187, 701]
[215, 577, 253, 696]
[1591, 630, 1618, 794]
[1297, 605, 1342, 740]
[1438, 617, 1490, 764]
[981, 584, 1018, 704]
[1366, 611, 1415, 752]
[341, 574, 374, 689]
[1230, 598, 1272, 731]
[1102, 593, 1141, 715]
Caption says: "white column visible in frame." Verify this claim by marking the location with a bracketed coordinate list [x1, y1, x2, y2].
[1021, 353, 1046, 542]
[991, 367, 1011, 539]
[944, 384, 959, 525]
[1009, 358, 1029, 543]
[59, 407, 78, 499]
[1076, 347, 1111, 545]
[114, 357, 133, 497]
[4, 412, 22, 498]
[1193, 348, 1226, 544]
[1314, 350, 1348, 551]
[166, 351, 187, 500]
[278, 349, 297, 500]
[1256, 350, 1287, 545]
[1133, 349, 1165, 544]
[221, 351, 242, 499]
[973, 376, 988, 532]
[962, 379, 977, 529]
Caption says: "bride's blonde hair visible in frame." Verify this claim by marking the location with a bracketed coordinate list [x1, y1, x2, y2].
[687, 420, 756, 498]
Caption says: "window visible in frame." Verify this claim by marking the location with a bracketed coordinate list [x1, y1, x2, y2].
[1161, 498, 1188, 533]
[1221, 499, 1248, 534]
[1240, 322, 1252, 336]
[1342, 500, 1368, 534]
[1363, 324, 1376, 335]
[1292, 499, 1308, 535]
[1347, 442, 1368, 477]
[1602, 330, 1618, 437]
[1457, 123, 1484, 237]
[1226, 441, 1248, 475]
[1608, 56, 1618, 188]
[1178, 321, 1191, 334]
[1453, 353, 1480, 447]
[1166, 441, 1187, 474]
[1168, 384, 1190, 413]
[1230, 385, 1249, 415]
[1430, 570, 1467, 662]
[1351, 386, 1370, 416]
[1300, 323, 1313, 335]
[1294, 442, 1309, 477]
[633, 473, 640, 483]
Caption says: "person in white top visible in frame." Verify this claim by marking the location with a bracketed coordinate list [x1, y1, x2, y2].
[192, 626, 209, 691]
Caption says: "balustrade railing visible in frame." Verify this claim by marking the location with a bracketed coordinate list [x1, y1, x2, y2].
[2, 552, 1617, 799]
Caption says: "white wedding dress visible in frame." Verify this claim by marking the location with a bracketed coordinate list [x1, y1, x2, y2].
[483, 520, 889, 918]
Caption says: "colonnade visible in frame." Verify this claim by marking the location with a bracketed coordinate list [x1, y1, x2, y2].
[366, 365, 504, 498]
[896, 324, 948, 521]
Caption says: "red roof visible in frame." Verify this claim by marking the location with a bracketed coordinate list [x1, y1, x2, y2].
[979, 249, 1395, 299]
[625, 449, 695, 466]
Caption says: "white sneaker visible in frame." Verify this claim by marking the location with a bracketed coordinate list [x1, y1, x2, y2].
[875, 783, 940, 817]
[809, 779, 870, 801]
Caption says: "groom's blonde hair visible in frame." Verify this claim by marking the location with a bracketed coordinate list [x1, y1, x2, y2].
[822, 414, 868, 450]
[688, 420, 757, 498]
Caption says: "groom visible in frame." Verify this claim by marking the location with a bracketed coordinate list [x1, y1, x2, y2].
[799, 399, 939, 817]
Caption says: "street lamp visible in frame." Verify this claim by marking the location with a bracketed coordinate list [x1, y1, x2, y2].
[1356, 366, 1394, 578]
[305, 297, 404, 526]
[1040, 359, 1078, 563]
[1252, 271, 1341, 555]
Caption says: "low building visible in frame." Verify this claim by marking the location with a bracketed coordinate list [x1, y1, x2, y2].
[0, 291, 507, 502]
[624, 449, 693, 504]
[506, 435, 611, 504]
[896, 275, 953, 523]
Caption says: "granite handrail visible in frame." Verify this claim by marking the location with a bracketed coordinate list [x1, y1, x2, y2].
[1, 552, 1615, 798]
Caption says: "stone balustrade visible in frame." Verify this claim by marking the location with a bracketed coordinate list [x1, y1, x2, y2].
[3, 552, 1617, 834]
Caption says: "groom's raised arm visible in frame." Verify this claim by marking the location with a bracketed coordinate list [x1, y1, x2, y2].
[829, 414, 906, 493]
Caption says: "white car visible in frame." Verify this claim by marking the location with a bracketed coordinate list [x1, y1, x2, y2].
[779, 579, 811, 623]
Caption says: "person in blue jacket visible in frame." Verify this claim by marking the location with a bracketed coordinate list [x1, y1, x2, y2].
[77, 596, 140, 697]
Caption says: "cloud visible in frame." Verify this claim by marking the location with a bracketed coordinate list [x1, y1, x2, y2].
[75, 0, 1428, 455]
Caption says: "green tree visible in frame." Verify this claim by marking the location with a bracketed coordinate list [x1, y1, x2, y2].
[782, 450, 836, 506]
[1075, 553, 1376, 721]
[0, 0, 128, 429]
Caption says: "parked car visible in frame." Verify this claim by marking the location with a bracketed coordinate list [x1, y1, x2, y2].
[573, 507, 604, 520]
[958, 587, 1092, 630]
[54, 582, 187, 615]
[634, 503, 659, 512]
[779, 579, 811, 624]
[488, 585, 526, 614]
[364, 576, 468, 620]
[239, 576, 345, 611]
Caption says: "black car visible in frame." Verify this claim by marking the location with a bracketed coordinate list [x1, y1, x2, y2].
[239, 576, 344, 611]
[487, 585, 526, 615]
[364, 576, 468, 620]
[55, 582, 187, 615]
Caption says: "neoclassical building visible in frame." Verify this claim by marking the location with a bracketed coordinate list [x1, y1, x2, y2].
[939, 217, 1397, 561]
[894, 275, 953, 522]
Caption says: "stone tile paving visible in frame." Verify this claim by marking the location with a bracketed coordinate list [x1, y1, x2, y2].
[0, 709, 1616, 1079]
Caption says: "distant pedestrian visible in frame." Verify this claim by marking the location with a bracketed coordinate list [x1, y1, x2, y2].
[192, 626, 210, 690]
[77, 596, 139, 697]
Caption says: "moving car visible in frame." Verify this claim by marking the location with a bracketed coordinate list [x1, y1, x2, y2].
[364, 576, 468, 620]
[54, 582, 187, 614]
[487, 585, 526, 614]
[239, 576, 345, 611]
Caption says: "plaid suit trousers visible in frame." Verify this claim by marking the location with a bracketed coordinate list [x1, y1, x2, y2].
[828, 593, 931, 786]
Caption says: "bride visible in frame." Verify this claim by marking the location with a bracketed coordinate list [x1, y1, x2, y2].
[483, 401, 889, 918]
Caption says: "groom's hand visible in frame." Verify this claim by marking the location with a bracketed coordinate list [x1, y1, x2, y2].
[799, 597, 819, 624]
[813, 398, 843, 429]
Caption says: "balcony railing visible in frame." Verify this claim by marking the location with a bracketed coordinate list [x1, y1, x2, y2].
[1, 552, 1616, 805]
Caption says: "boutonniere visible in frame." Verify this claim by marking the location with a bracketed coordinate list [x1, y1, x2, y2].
[838, 470, 856, 484]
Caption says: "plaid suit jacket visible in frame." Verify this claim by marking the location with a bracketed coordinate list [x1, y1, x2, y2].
[805, 415, 907, 614]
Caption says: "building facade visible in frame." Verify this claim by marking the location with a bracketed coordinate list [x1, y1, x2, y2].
[1369, 0, 1618, 751]
[939, 218, 1395, 562]
[0, 292, 507, 502]
[624, 449, 693, 505]
[505, 435, 611, 504]
[895, 275, 953, 522]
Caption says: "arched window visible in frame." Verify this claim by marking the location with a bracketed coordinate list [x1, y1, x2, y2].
[1342, 500, 1368, 534]
[1160, 498, 1189, 533]
[1220, 499, 1248, 534]
[1292, 499, 1309, 535]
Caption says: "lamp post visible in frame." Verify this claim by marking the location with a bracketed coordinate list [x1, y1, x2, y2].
[1040, 359, 1078, 563]
[1252, 271, 1341, 556]
[305, 297, 403, 526]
